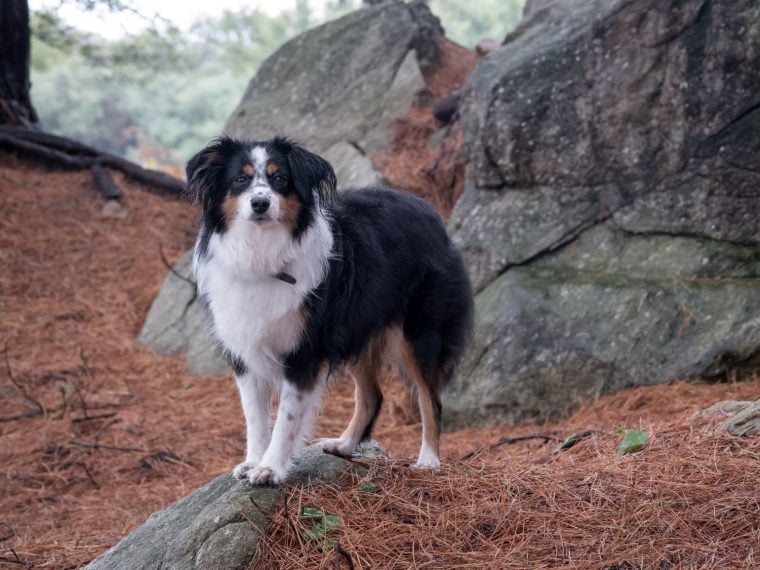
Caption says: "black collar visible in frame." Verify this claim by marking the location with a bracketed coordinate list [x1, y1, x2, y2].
[274, 271, 297, 285]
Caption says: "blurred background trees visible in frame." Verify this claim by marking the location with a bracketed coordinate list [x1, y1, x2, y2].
[29, 0, 524, 174]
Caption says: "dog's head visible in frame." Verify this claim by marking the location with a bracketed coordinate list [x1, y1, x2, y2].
[186, 136, 337, 238]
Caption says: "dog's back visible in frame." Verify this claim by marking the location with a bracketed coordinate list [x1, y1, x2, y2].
[297, 187, 473, 468]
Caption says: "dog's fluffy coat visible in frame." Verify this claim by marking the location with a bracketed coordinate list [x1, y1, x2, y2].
[188, 137, 473, 485]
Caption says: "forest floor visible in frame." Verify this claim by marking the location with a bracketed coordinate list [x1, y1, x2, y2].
[1, 154, 759, 569]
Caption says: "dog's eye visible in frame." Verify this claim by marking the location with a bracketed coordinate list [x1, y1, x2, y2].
[234, 175, 250, 186]
[272, 173, 287, 187]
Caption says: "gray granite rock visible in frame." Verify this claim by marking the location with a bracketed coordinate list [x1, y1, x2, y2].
[138, 250, 228, 376]
[445, 0, 760, 427]
[87, 442, 382, 570]
[717, 401, 760, 436]
[224, 0, 440, 189]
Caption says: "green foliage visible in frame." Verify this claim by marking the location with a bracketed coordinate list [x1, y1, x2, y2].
[29, 4, 320, 164]
[617, 429, 649, 454]
[357, 482, 377, 493]
[429, 0, 525, 47]
[300, 507, 342, 549]
[29, 0, 525, 168]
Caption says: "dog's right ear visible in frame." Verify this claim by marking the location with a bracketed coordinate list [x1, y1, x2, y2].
[185, 137, 232, 208]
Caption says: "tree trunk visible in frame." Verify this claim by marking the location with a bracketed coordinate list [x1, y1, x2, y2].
[0, 0, 38, 127]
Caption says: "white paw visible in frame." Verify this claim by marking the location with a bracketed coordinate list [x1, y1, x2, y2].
[246, 465, 286, 486]
[411, 457, 441, 470]
[232, 461, 258, 480]
[318, 438, 357, 457]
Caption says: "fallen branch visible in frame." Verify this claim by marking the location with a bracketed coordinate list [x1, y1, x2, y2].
[0, 126, 185, 198]
[0, 549, 32, 568]
[459, 432, 561, 460]
[333, 542, 355, 570]
[69, 438, 147, 453]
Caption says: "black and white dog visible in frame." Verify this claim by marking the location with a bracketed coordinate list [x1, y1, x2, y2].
[187, 137, 473, 485]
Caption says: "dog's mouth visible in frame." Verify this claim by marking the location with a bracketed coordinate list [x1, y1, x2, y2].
[249, 213, 275, 224]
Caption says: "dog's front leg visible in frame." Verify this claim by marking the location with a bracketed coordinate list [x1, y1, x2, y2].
[246, 379, 324, 485]
[233, 372, 273, 480]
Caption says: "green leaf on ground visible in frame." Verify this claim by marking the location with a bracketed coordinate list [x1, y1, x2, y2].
[300, 507, 342, 544]
[617, 429, 649, 454]
[357, 482, 377, 493]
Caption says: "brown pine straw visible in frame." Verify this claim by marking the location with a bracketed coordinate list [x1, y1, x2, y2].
[2, 98, 760, 566]
[258, 419, 760, 569]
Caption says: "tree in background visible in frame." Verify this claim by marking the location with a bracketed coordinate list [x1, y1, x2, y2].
[1, 0, 38, 126]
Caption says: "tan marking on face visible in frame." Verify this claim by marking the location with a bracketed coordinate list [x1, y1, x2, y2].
[266, 162, 278, 175]
[222, 194, 239, 223]
[278, 193, 301, 230]
[242, 163, 254, 176]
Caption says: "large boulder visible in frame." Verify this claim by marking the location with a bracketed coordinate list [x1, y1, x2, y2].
[444, 0, 760, 428]
[225, 0, 441, 189]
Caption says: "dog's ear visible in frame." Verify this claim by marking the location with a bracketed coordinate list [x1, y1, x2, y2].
[185, 138, 232, 208]
[280, 139, 337, 204]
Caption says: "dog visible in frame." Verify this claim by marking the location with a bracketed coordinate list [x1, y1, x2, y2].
[187, 136, 473, 485]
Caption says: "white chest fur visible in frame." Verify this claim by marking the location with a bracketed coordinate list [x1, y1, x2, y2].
[194, 212, 332, 377]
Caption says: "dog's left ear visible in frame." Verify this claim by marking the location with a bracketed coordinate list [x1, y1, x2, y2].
[280, 139, 337, 204]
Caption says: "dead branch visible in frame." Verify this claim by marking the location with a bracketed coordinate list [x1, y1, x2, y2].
[90, 163, 122, 199]
[0, 549, 32, 568]
[159, 244, 195, 287]
[460, 432, 561, 460]
[0, 126, 185, 198]
[71, 412, 118, 423]
[333, 542, 356, 570]
[69, 438, 147, 453]
[76, 461, 99, 488]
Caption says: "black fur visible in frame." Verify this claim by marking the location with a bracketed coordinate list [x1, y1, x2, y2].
[283, 187, 473, 394]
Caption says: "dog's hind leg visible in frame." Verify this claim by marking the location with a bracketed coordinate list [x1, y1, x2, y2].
[396, 330, 443, 469]
[320, 338, 384, 457]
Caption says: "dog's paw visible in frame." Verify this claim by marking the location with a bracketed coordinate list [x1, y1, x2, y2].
[410, 457, 441, 470]
[232, 461, 258, 480]
[246, 465, 286, 486]
[318, 438, 357, 457]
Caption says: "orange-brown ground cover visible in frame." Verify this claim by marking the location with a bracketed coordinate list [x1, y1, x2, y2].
[1, 151, 759, 567]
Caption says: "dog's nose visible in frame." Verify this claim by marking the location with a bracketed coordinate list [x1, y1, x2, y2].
[250, 196, 270, 214]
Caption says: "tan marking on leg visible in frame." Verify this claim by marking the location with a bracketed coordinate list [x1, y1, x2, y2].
[266, 162, 278, 175]
[395, 333, 441, 466]
[278, 193, 301, 231]
[242, 163, 254, 176]
[222, 194, 239, 223]
[326, 331, 386, 454]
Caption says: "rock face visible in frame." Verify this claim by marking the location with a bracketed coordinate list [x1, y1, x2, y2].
[444, 0, 760, 428]
[138, 251, 228, 376]
[86, 444, 379, 570]
[225, 0, 441, 189]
